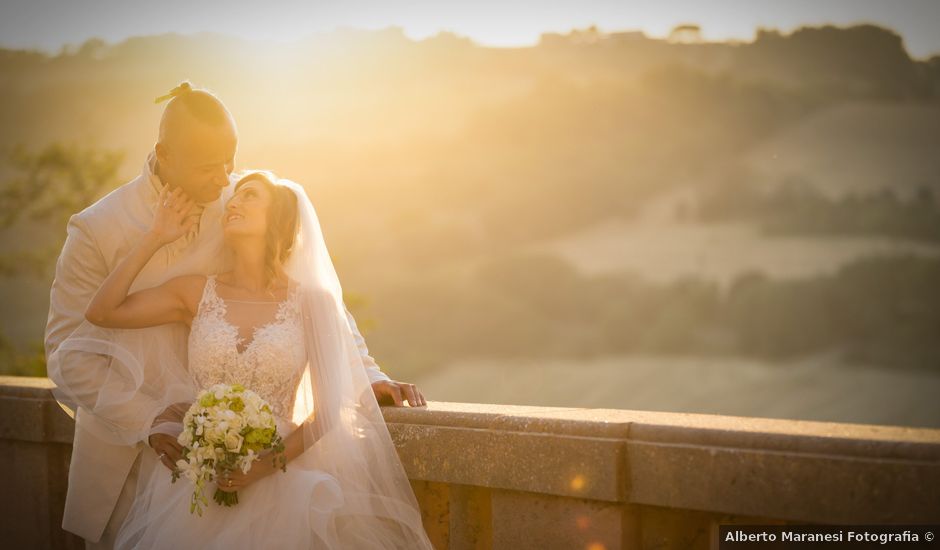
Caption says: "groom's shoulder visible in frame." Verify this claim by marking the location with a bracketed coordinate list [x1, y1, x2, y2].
[73, 174, 150, 229]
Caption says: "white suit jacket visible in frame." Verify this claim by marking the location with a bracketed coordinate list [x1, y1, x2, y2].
[44, 153, 390, 542]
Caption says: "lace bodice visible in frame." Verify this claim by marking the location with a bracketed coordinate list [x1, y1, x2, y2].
[188, 275, 306, 421]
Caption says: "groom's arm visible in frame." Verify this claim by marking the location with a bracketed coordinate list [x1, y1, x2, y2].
[45, 214, 108, 358]
[45, 214, 114, 417]
[47, 213, 179, 448]
[344, 306, 425, 406]
[343, 304, 391, 384]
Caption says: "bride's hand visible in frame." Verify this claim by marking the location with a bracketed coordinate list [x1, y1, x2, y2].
[149, 186, 196, 245]
[216, 456, 274, 493]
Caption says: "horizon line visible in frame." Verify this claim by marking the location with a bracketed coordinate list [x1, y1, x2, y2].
[2, 21, 937, 60]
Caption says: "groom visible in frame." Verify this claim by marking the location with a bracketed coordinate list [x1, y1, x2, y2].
[44, 81, 426, 549]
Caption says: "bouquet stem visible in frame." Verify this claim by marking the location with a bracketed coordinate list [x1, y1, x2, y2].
[213, 489, 239, 507]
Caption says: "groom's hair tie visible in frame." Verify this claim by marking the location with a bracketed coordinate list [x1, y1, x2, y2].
[154, 81, 193, 104]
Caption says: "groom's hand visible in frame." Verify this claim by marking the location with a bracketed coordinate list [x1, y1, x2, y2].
[149, 433, 183, 471]
[372, 380, 426, 407]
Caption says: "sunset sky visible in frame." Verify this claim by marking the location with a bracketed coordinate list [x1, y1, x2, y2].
[2, 0, 940, 58]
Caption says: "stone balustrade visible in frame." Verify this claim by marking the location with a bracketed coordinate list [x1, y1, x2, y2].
[2, 375, 939, 549]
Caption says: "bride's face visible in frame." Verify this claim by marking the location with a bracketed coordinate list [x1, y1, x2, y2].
[223, 179, 272, 240]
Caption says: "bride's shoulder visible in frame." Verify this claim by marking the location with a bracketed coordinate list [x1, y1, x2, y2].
[163, 275, 211, 312]
[166, 273, 209, 288]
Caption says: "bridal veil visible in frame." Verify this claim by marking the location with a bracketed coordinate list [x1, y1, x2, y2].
[47, 177, 433, 548]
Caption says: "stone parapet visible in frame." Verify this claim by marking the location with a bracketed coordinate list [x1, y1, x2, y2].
[3, 376, 939, 549]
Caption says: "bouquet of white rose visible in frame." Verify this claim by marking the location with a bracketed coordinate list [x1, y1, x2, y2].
[172, 383, 286, 515]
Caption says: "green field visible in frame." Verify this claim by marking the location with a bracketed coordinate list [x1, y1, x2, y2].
[417, 352, 940, 429]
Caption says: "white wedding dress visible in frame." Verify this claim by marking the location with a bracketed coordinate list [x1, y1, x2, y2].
[50, 177, 433, 549]
[115, 275, 346, 549]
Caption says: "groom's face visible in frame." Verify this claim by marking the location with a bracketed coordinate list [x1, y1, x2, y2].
[156, 119, 237, 203]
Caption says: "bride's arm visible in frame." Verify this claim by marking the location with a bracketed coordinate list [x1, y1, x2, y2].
[85, 186, 199, 328]
[219, 412, 318, 491]
[281, 411, 321, 464]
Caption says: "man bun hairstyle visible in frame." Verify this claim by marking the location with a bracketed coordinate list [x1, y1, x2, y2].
[154, 81, 194, 104]
[156, 81, 233, 143]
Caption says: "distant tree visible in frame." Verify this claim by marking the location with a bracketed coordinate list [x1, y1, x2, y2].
[0, 332, 45, 377]
[568, 25, 602, 45]
[423, 31, 475, 51]
[75, 38, 109, 60]
[924, 55, 940, 95]
[747, 24, 923, 98]
[669, 24, 703, 44]
[0, 142, 123, 277]
[0, 143, 121, 375]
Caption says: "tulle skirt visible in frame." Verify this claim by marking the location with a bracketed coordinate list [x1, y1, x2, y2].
[114, 445, 344, 550]
[113, 417, 432, 550]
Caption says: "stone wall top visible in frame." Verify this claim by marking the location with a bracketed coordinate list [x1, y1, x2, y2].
[3, 376, 939, 524]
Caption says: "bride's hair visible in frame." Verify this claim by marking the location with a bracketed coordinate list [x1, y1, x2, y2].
[233, 170, 299, 290]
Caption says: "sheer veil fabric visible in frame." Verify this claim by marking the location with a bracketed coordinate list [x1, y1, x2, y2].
[47, 179, 433, 549]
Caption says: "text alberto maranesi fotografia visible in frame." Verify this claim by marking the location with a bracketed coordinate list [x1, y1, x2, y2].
[724, 527, 933, 545]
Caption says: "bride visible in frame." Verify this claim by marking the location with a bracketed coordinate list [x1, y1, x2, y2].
[50, 170, 433, 549]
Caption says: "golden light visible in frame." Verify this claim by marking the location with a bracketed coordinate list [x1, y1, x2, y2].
[569, 474, 586, 491]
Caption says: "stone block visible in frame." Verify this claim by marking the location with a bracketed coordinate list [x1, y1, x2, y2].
[389, 423, 626, 502]
[449, 484, 492, 550]
[627, 440, 940, 523]
[638, 504, 713, 550]
[491, 489, 634, 550]
[412, 479, 450, 550]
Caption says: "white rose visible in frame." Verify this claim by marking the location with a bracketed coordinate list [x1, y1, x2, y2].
[228, 415, 245, 432]
[260, 412, 274, 428]
[224, 431, 244, 453]
[203, 427, 222, 445]
[198, 445, 216, 462]
[176, 460, 199, 483]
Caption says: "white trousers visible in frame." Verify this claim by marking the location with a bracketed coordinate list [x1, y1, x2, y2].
[85, 452, 141, 550]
